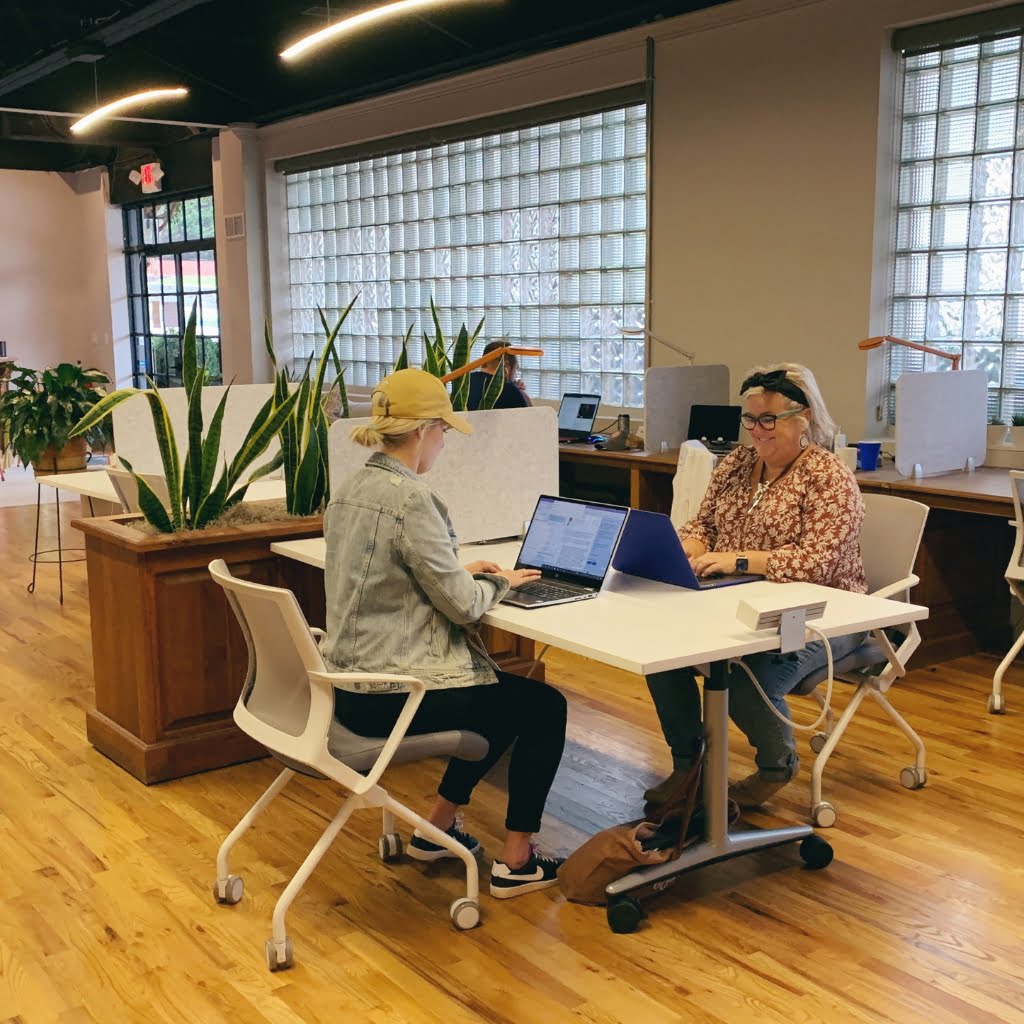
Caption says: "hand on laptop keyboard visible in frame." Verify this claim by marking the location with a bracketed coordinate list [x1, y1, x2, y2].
[498, 568, 543, 589]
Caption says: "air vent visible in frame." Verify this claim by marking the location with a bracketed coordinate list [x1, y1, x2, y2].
[224, 213, 245, 239]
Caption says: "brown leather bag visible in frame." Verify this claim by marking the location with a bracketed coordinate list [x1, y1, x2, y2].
[558, 740, 707, 906]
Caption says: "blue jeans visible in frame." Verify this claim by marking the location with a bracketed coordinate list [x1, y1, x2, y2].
[645, 632, 868, 781]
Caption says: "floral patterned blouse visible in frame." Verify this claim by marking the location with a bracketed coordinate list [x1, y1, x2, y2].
[680, 444, 867, 593]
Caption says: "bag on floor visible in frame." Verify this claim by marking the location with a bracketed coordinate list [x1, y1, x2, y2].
[558, 739, 707, 907]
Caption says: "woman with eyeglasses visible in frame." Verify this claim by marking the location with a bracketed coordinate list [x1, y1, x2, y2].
[323, 368, 567, 899]
[644, 363, 867, 811]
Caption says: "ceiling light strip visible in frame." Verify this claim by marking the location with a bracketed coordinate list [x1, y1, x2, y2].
[70, 87, 189, 134]
[280, 0, 488, 62]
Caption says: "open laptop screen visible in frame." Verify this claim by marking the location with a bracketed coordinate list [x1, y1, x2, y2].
[687, 404, 742, 443]
[517, 496, 628, 585]
[557, 393, 601, 437]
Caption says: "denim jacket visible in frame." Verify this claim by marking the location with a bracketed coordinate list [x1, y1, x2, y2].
[322, 452, 511, 693]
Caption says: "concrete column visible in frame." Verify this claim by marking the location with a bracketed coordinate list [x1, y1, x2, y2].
[212, 126, 272, 384]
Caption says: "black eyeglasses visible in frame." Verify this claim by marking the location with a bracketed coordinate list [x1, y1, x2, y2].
[740, 408, 805, 431]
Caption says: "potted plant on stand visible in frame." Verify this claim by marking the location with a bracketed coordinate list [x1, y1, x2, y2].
[0, 361, 110, 473]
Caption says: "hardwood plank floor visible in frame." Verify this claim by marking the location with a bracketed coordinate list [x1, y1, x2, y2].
[2, 500, 1024, 1023]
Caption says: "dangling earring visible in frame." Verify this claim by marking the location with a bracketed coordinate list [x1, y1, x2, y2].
[799, 433, 809, 450]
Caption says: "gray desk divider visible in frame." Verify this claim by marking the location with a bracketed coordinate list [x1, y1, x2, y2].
[112, 384, 281, 479]
[328, 406, 558, 543]
[895, 369, 988, 477]
[644, 365, 730, 452]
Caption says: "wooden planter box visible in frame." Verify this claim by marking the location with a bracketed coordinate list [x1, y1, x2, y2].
[74, 512, 326, 784]
[73, 512, 542, 784]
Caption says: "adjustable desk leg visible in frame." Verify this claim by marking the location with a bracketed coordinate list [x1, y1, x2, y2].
[604, 659, 830, 930]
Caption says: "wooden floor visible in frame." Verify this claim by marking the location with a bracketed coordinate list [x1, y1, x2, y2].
[3, 500, 1024, 1024]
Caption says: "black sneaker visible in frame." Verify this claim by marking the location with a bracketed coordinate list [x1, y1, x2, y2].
[407, 824, 482, 862]
[489, 848, 564, 898]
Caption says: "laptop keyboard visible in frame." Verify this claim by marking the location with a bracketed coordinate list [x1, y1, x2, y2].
[516, 580, 587, 599]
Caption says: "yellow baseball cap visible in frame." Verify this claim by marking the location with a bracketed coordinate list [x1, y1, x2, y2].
[370, 368, 473, 434]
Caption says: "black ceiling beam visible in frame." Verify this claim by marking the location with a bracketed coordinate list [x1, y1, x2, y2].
[0, 0, 215, 98]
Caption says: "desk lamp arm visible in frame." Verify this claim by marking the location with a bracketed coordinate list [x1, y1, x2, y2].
[441, 346, 543, 384]
[858, 335, 961, 370]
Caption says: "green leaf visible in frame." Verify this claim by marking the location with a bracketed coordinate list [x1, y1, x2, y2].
[248, 448, 284, 481]
[451, 324, 471, 411]
[481, 356, 506, 410]
[185, 370, 205, 524]
[69, 389, 141, 438]
[394, 324, 413, 372]
[292, 419, 322, 516]
[227, 389, 301, 488]
[136, 475, 174, 533]
[181, 301, 199, 396]
[264, 321, 278, 370]
[141, 383, 184, 530]
[199, 386, 231, 499]
[194, 465, 230, 530]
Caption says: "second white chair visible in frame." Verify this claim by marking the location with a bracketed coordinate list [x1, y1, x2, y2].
[670, 440, 716, 529]
[989, 469, 1024, 714]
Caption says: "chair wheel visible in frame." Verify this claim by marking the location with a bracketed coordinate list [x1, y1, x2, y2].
[606, 895, 644, 933]
[799, 834, 834, 870]
[212, 875, 244, 905]
[378, 833, 403, 863]
[450, 897, 480, 930]
[809, 732, 829, 754]
[811, 801, 837, 828]
[265, 937, 294, 972]
[988, 693, 1006, 714]
[900, 766, 927, 789]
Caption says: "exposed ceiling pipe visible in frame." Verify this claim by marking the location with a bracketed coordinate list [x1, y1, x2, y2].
[0, 104, 226, 130]
[0, 0, 215, 98]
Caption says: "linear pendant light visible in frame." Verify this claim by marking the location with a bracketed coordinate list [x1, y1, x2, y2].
[70, 87, 189, 134]
[280, 0, 490, 62]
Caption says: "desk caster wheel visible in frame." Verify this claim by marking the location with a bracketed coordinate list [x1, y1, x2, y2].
[378, 833, 403, 863]
[450, 897, 480, 930]
[265, 937, 294, 972]
[607, 896, 644, 934]
[799, 834, 834, 870]
[988, 693, 1006, 714]
[900, 766, 927, 790]
[212, 875, 244, 905]
[809, 732, 829, 754]
[811, 802, 837, 828]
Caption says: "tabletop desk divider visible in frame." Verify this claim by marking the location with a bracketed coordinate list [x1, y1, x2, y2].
[644, 364, 730, 453]
[328, 405, 559, 544]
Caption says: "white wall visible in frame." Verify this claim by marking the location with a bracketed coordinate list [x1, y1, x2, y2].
[0, 167, 116, 376]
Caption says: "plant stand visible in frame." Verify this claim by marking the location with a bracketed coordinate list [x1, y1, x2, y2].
[28, 475, 91, 605]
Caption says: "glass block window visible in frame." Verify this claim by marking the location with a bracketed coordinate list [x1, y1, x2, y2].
[123, 192, 221, 388]
[284, 103, 648, 407]
[891, 35, 1024, 421]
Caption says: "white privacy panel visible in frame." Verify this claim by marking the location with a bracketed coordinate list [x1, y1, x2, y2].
[644, 365, 730, 452]
[328, 405, 558, 543]
[111, 384, 281, 479]
[895, 370, 988, 477]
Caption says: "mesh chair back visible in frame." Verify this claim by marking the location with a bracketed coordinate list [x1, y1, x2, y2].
[209, 559, 325, 739]
[858, 493, 928, 595]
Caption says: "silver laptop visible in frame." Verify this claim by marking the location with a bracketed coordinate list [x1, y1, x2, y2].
[502, 495, 629, 608]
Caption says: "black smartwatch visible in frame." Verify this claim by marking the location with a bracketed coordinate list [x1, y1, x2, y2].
[735, 555, 749, 573]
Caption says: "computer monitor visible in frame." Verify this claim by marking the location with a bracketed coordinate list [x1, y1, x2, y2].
[687, 404, 741, 452]
[557, 393, 601, 440]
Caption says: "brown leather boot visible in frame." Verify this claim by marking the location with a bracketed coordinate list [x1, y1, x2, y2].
[643, 767, 691, 805]
[728, 771, 789, 808]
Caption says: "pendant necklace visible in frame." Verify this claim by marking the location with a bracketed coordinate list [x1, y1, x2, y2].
[747, 454, 801, 514]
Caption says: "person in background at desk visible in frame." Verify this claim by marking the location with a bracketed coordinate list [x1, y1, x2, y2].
[323, 368, 568, 898]
[467, 340, 533, 410]
[644, 363, 868, 810]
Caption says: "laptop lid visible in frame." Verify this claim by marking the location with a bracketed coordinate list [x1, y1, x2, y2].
[516, 495, 628, 588]
[612, 508, 761, 590]
[687, 404, 742, 444]
[558, 392, 601, 438]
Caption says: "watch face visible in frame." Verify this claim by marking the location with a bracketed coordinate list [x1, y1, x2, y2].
[735, 557, 749, 573]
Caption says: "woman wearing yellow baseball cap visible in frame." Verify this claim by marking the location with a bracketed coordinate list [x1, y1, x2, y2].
[323, 369, 567, 899]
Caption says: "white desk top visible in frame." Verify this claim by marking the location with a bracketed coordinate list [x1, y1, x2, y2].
[36, 469, 285, 506]
[270, 538, 928, 676]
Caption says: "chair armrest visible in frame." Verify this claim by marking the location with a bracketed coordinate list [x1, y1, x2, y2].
[308, 626, 327, 648]
[871, 574, 919, 602]
[307, 670, 427, 792]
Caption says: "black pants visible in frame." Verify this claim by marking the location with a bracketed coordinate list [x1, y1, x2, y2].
[334, 672, 567, 834]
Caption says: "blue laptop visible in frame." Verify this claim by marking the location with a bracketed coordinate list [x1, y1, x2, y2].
[611, 509, 762, 590]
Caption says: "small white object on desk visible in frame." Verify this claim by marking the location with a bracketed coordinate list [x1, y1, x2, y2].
[838, 447, 858, 472]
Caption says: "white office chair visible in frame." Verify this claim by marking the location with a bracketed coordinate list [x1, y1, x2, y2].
[990, 469, 1024, 714]
[106, 466, 171, 513]
[670, 440, 716, 529]
[208, 560, 488, 972]
[790, 493, 929, 828]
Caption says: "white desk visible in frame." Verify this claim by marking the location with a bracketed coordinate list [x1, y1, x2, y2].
[35, 469, 286, 513]
[271, 536, 928, 930]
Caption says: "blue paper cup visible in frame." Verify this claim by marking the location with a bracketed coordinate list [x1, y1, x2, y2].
[856, 441, 881, 471]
